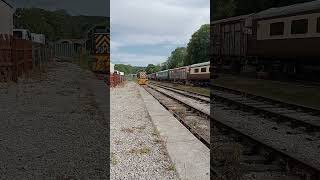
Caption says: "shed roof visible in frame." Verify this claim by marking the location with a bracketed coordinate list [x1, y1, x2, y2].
[254, 0, 320, 19]
[211, 14, 254, 25]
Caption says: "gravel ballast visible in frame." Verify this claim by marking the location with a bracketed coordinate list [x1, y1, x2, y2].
[149, 83, 320, 171]
[110, 82, 179, 180]
[0, 62, 108, 179]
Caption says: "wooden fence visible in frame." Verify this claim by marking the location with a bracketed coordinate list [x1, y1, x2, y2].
[0, 34, 14, 82]
[0, 34, 54, 82]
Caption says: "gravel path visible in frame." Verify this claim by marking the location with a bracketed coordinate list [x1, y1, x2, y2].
[0, 62, 108, 179]
[110, 82, 179, 180]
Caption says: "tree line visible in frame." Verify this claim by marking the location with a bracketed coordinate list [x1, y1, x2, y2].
[114, 64, 145, 75]
[14, 8, 109, 41]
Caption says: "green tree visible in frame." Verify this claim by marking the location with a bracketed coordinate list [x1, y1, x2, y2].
[167, 47, 187, 69]
[145, 64, 156, 74]
[154, 65, 161, 72]
[145, 64, 161, 74]
[185, 24, 210, 66]
[161, 62, 168, 71]
[114, 64, 145, 75]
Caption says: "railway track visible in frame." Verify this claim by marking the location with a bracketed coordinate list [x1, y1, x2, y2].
[212, 84, 320, 132]
[143, 84, 210, 147]
[149, 82, 320, 180]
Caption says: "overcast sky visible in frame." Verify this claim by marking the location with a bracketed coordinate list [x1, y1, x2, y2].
[8, 0, 109, 16]
[111, 0, 210, 66]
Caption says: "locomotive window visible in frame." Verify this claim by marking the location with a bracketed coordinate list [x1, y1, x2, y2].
[194, 68, 199, 73]
[270, 22, 284, 36]
[291, 19, 308, 34]
[317, 17, 320, 33]
[201, 68, 207, 72]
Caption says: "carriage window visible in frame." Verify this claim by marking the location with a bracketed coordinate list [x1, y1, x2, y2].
[291, 19, 308, 34]
[317, 17, 320, 33]
[194, 68, 199, 73]
[270, 22, 284, 36]
[201, 68, 206, 72]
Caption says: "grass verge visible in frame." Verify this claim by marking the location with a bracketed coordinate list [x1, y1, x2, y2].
[214, 74, 320, 110]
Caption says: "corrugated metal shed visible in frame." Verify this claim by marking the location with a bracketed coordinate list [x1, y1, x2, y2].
[254, 0, 320, 19]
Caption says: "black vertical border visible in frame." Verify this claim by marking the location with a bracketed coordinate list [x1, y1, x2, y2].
[106, 0, 110, 178]
[210, 0, 214, 179]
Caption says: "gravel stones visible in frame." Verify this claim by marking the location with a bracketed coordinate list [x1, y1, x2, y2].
[0, 62, 108, 179]
[110, 82, 179, 180]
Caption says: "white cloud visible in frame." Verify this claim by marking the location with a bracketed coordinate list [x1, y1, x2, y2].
[110, 40, 123, 51]
[111, 0, 209, 66]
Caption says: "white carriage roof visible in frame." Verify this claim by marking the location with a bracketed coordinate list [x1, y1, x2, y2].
[189, 61, 210, 68]
[254, 0, 320, 19]
[211, 14, 254, 25]
[157, 69, 169, 73]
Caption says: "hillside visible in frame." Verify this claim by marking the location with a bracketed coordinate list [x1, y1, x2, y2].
[14, 8, 109, 41]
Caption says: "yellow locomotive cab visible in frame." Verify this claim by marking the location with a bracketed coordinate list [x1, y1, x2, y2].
[137, 72, 148, 85]
[138, 78, 148, 85]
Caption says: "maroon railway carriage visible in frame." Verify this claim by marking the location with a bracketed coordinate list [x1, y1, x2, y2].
[147, 73, 156, 80]
[212, 0, 320, 80]
[212, 14, 253, 73]
[168, 67, 189, 83]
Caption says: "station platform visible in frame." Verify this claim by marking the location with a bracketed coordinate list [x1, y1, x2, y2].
[138, 84, 210, 180]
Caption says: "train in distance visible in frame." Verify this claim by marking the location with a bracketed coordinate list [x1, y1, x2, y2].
[148, 61, 211, 86]
[137, 71, 148, 85]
